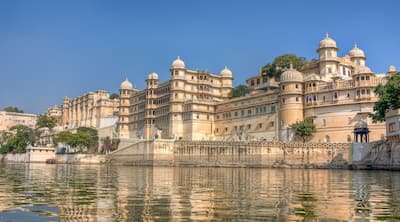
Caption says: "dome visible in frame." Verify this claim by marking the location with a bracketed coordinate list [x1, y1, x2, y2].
[220, 66, 232, 77]
[120, 78, 133, 89]
[388, 65, 396, 73]
[319, 32, 337, 48]
[304, 73, 321, 82]
[348, 43, 365, 58]
[355, 66, 372, 74]
[171, 56, 185, 69]
[354, 119, 368, 129]
[147, 72, 159, 80]
[280, 64, 303, 82]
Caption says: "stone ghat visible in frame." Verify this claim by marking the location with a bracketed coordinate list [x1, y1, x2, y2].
[109, 140, 352, 169]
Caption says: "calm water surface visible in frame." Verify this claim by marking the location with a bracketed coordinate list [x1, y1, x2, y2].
[0, 164, 400, 221]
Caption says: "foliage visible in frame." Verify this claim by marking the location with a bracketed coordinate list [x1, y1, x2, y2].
[53, 127, 98, 153]
[290, 118, 316, 142]
[261, 54, 307, 78]
[110, 93, 120, 99]
[229, 85, 249, 98]
[370, 73, 400, 122]
[3, 106, 24, 113]
[36, 115, 58, 130]
[0, 125, 35, 153]
[100, 136, 120, 154]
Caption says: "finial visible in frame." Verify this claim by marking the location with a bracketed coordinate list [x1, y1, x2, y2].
[125, 77, 128, 81]
[289, 63, 293, 70]
[177, 56, 180, 60]
[325, 32, 329, 38]
[224, 65, 228, 69]
[354, 42, 358, 48]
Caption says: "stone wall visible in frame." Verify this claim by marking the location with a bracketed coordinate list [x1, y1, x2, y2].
[55, 154, 106, 164]
[353, 141, 400, 169]
[0, 153, 28, 163]
[109, 140, 352, 168]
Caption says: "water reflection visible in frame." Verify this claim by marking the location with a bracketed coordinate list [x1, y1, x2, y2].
[0, 164, 400, 221]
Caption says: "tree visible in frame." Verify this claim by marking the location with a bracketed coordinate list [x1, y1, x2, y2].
[290, 118, 316, 142]
[261, 54, 307, 78]
[36, 115, 58, 130]
[3, 106, 24, 113]
[229, 85, 249, 98]
[110, 93, 120, 99]
[0, 124, 35, 153]
[53, 129, 98, 153]
[370, 73, 400, 122]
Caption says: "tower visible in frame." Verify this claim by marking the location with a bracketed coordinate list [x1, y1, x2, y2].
[144, 72, 159, 139]
[169, 56, 186, 139]
[278, 64, 304, 141]
[317, 33, 340, 81]
[119, 78, 133, 139]
[348, 43, 366, 67]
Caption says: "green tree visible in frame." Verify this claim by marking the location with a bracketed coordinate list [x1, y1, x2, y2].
[36, 115, 58, 130]
[261, 54, 307, 78]
[229, 85, 249, 98]
[290, 118, 316, 142]
[3, 106, 24, 113]
[370, 73, 400, 122]
[53, 131, 73, 145]
[0, 125, 35, 153]
[110, 93, 120, 99]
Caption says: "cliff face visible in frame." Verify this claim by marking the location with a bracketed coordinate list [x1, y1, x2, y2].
[354, 141, 400, 170]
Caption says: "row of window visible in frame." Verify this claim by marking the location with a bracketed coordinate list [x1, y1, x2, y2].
[216, 105, 276, 120]
[215, 121, 274, 133]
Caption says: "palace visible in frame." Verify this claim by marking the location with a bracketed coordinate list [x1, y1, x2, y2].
[61, 90, 119, 129]
[118, 33, 393, 143]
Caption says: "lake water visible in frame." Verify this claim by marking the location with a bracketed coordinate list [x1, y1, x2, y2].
[0, 164, 399, 221]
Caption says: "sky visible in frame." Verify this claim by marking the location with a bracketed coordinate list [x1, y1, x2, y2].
[0, 0, 399, 114]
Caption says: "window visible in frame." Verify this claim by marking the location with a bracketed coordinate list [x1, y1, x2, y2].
[248, 109, 252, 115]
[225, 127, 228, 132]
[366, 76, 370, 80]
[389, 122, 396, 133]
[322, 96, 326, 102]
[282, 98, 286, 103]
[295, 84, 299, 89]
[270, 121, 274, 127]
[271, 106, 276, 113]
[328, 67, 332, 73]
[333, 92, 338, 99]
[296, 97, 299, 102]
[256, 79, 260, 85]
[215, 128, 219, 133]
[282, 85, 285, 90]
[323, 119, 326, 126]
[258, 123, 263, 129]
[247, 124, 251, 129]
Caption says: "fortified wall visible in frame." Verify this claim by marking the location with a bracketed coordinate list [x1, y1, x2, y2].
[108, 140, 352, 168]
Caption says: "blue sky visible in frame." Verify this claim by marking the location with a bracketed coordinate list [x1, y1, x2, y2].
[0, 0, 399, 114]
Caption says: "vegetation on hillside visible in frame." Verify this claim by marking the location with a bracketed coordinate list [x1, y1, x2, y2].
[229, 85, 249, 98]
[261, 54, 307, 78]
[3, 106, 24, 113]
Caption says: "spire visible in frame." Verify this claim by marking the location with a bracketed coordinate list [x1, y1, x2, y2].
[224, 65, 228, 69]
[289, 63, 294, 70]
[177, 56, 180, 60]
[354, 42, 358, 48]
[325, 32, 329, 38]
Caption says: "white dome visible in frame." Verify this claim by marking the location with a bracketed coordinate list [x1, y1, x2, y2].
[349, 43, 365, 58]
[304, 73, 321, 82]
[319, 33, 337, 48]
[220, 66, 232, 77]
[355, 66, 372, 74]
[120, 78, 133, 89]
[280, 64, 303, 82]
[147, 72, 159, 80]
[388, 65, 396, 73]
[171, 56, 185, 69]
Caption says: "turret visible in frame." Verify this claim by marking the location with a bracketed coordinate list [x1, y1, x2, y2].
[279, 64, 304, 141]
[317, 33, 340, 81]
[348, 43, 366, 66]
